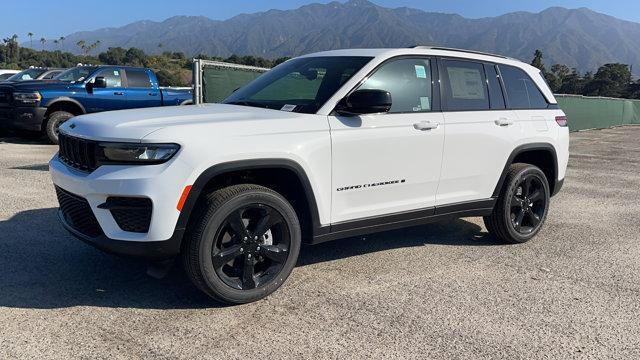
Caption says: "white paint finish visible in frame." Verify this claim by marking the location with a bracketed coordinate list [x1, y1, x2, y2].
[329, 112, 445, 222]
[436, 110, 520, 205]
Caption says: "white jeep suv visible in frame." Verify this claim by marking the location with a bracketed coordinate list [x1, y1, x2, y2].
[50, 47, 569, 304]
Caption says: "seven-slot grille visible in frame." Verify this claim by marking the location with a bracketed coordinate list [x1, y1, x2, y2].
[55, 186, 103, 238]
[58, 133, 98, 172]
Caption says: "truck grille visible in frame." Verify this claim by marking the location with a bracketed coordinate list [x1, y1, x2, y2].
[0, 87, 11, 106]
[106, 197, 153, 233]
[55, 186, 103, 238]
[58, 133, 98, 172]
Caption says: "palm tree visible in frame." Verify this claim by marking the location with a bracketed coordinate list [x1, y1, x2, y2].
[27, 32, 34, 48]
[76, 40, 86, 54]
[53, 39, 59, 50]
[59, 36, 65, 47]
[40, 37, 46, 51]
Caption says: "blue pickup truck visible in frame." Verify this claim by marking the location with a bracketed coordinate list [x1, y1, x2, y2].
[0, 65, 192, 143]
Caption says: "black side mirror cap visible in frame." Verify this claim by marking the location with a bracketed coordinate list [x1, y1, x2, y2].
[93, 76, 107, 89]
[335, 89, 392, 116]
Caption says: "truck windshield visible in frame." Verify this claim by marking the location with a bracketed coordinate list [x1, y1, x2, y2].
[54, 67, 99, 83]
[7, 69, 46, 81]
[223, 56, 372, 114]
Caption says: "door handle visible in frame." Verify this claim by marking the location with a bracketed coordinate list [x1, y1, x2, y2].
[495, 118, 514, 126]
[148, 92, 159, 96]
[113, 91, 125, 96]
[413, 121, 439, 131]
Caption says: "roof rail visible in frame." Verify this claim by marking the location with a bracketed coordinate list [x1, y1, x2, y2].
[409, 45, 513, 60]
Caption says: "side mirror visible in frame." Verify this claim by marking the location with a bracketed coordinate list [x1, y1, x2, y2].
[335, 89, 392, 116]
[93, 76, 107, 89]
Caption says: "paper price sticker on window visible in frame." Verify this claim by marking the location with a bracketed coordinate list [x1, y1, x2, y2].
[281, 104, 297, 112]
[414, 65, 427, 79]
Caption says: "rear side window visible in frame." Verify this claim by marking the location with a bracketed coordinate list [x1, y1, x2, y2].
[441, 60, 489, 111]
[126, 69, 152, 88]
[499, 65, 548, 109]
[358, 58, 433, 113]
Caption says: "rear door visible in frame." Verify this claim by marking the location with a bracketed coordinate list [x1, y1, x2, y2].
[124, 68, 162, 108]
[436, 59, 519, 206]
[84, 68, 128, 113]
[329, 57, 445, 223]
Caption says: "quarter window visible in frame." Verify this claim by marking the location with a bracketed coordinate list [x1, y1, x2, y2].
[126, 69, 152, 88]
[441, 60, 489, 111]
[358, 58, 433, 113]
[499, 65, 548, 109]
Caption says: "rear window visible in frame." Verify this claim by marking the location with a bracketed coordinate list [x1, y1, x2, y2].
[126, 69, 152, 88]
[499, 65, 548, 109]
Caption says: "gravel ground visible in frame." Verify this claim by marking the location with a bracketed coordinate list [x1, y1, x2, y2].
[0, 127, 639, 359]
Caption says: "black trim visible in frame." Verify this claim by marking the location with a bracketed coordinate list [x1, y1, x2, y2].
[58, 210, 182, 260]
[552, 178, 564, 196]
[175, 159, 325, 239]
[44, 97, 87, 114]
[310, 199, 495, 244]
[492, 143, 559, 197]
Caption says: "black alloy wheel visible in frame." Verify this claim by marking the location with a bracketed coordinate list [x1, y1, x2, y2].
[509, 174, 546, 235]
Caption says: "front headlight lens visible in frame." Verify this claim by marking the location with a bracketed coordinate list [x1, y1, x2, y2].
[13, 91, 42, 105]
[98, 143, 180, 164]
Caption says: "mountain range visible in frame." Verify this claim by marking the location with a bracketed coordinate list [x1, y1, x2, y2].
[32, 0, 640, 74]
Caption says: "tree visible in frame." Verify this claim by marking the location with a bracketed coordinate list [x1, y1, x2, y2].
[530, 49, 546, 72]
[76, 40, 86, 54]
[27, 32, 34, 48]
[40, 37, 46, 51]
[583, 63, 632, 97]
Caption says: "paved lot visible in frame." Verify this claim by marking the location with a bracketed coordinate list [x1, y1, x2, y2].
[0, 127, 639, 359]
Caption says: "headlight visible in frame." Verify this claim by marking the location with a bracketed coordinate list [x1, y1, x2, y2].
[13, 92, 42, 105]
[98, 143, 180, 164]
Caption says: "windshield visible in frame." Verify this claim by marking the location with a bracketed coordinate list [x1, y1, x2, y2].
[223, 56, 372, 114]
[54, 67, 98, 83]
[7, 69, 47, 81]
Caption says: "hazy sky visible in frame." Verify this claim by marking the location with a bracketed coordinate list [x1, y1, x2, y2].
[2, 0, 640, 40]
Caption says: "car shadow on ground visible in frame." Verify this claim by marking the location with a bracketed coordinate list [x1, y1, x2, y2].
[0, 132, 49, 145]
[0, 208, 500, 310]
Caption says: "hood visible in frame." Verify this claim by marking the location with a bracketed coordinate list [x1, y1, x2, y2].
[59, 103, 304, 142]
[4, 80, 71, 91]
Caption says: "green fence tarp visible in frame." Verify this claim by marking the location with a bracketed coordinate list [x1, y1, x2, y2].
[556, 95, 640, 131]
[202, 66, 266, 103]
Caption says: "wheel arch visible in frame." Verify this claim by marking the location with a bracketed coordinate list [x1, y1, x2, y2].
[492, 143, 559, 197]
[175, 159, 322, 244]
[44, 97, 86, 118]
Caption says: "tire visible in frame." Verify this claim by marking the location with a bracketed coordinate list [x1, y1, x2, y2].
[182, 184, 301, 304]
[44, 111, 74, 144]
[484, 163, 550, 244]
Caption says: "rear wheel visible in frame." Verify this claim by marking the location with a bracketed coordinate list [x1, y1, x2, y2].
[182, 184, 301, 304]
[484, 163, 550, 243]
[44, 111, 74, 144]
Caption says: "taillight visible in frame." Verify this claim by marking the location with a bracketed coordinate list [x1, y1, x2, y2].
[555, 116, 568, 127]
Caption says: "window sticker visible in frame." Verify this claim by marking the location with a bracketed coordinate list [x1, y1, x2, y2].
[114, 70, 119, 76]
[420, 96, 430, 111]
[414, 65, 427, 79]
[281, 104, 297, 112]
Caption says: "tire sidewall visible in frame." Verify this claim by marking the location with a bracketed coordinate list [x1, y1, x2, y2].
[45, 111, 74, 144]
[198, 190, 301, 303]
[502, 166, 550, 242]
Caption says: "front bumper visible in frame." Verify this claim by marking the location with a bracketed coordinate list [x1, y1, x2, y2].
[50, 153, 194, 259]
[0, 106, 46, 131]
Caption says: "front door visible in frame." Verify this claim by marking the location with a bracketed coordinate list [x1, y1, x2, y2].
[329, 57, 445, 223]
[84, 68, 128, 113]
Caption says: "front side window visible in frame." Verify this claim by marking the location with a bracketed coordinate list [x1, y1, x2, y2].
[126, 69, 152, 88]
[499, 65, 548, 109]
[224, 56, 372, 114]
[358, 58, 433, 113]
[93, 68, 123, 88]
[441, 60, 489, 111]
[54, 67, 98, 83]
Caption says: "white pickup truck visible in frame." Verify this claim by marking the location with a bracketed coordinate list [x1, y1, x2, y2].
[49, 47, 569, 304]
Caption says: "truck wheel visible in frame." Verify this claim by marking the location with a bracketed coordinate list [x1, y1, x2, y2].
[182, 184, 301, 304]
[44, 111, 74, 144]
[484, 163, 550, 244]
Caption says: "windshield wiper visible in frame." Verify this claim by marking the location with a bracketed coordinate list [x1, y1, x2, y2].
[225, 100, 269, 109]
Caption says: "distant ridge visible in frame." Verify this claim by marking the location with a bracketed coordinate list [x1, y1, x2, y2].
[31, 0, 640, 74]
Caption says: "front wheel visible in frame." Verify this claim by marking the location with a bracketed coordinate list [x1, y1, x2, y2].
[44, 111, 74, 144]
[182, 184, 301, 304]
[484, 163, 550, 243]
